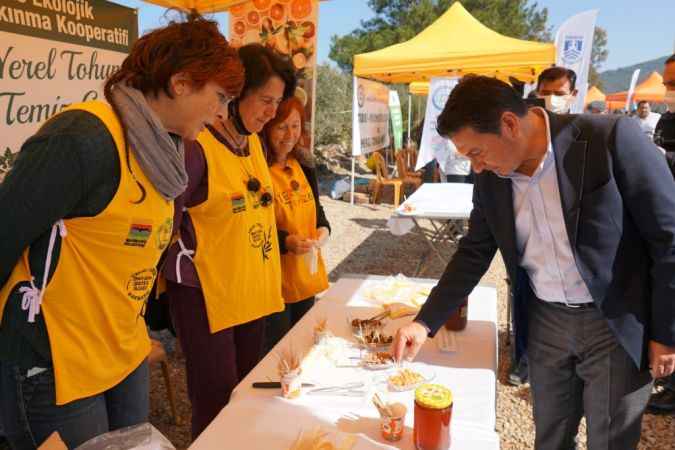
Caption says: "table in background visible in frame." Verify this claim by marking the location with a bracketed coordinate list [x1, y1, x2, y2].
[389, 183, 473, 275]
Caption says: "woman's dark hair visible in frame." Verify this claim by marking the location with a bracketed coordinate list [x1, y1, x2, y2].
[104, 12, 244, 203]
[238, 43, 297, 100]
[436, 76, 528, 137]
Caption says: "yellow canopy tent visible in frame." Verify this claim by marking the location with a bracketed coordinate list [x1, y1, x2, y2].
[605, 71, 666, 105]
[409, 81, 429, 96]
[584, 85, 605, 106]
[140, 0, 251, 14]
[353, 2, 555, 84]
[140, 0, 323, 15]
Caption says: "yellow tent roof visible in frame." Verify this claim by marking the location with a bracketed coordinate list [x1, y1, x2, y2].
[353, 2, 555, 84]
[584, 85, 605, 105]
[409, 81, 430, 95]
[141, 0, 327, 14]
[141, 0, 249, 13]
[605, 72, 667, 103]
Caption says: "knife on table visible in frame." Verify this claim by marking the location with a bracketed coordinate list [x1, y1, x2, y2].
[252, 381, 316, 389]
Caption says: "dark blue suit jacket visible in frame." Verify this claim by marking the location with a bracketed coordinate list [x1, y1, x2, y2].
[416, 112, 675, 368]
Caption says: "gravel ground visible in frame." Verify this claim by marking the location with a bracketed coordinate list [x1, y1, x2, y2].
[148, 193, 674, 449]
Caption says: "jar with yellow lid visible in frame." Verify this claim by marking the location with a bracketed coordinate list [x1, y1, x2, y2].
[414, 384, 453, 450]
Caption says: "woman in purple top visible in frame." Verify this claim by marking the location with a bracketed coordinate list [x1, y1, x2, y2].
[163, 44, 296, 439]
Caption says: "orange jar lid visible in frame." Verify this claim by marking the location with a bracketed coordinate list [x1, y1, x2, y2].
[415, 384, 453, 409]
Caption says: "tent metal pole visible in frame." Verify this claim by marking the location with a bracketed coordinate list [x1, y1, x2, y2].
[350, 156, 355, 205]
[407, 93, 412, 147]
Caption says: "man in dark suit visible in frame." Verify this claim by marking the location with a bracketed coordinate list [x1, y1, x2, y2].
[392, 76, 675, 449]
[647, 53, 675, 415]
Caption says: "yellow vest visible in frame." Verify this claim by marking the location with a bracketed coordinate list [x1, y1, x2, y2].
[187, 129, 283, 333]
[0, 101, 173, 405]
[270, 157, 329, 303]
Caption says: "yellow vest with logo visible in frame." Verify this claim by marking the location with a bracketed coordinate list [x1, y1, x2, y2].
[188, 129, 283, 333]
[270, 157, 329, 303]
[0, 101, 173, 405]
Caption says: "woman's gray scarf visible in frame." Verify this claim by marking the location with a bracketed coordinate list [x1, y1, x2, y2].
[110, 83, 188, 200]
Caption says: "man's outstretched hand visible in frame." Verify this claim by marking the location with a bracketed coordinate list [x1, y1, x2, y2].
[392, 321, 429, 362]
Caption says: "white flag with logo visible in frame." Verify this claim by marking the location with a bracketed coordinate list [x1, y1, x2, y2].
[625, 69, 641, 111]
[555, 10, 598, 113]
[417, 77, 469, 175]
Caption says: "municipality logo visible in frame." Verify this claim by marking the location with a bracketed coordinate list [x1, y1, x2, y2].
[562, 36, 583, 65]
[357, 85, 365, 108]
[432, 86, 452, 110]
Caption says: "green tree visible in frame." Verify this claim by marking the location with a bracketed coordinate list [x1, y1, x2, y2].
[329, 0, 551, 72]
[313, 63, 353, 147]
[588, 26, 608, 89]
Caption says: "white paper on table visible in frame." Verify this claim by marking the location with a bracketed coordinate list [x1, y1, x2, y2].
[436, 328, 458, 352]
[358, 274, 430, 308]
[386, 216, 415, 236]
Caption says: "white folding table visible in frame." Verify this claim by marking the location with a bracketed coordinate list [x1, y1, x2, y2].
[389, 183, 474, 275]
[190, 275, 499, 450]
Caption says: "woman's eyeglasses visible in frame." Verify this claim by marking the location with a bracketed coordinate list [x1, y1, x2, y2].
[218, 92, 235, 108]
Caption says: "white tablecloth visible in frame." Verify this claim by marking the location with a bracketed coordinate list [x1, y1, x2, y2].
[396, 183, 473, 220]
[190, 275, 499, 450]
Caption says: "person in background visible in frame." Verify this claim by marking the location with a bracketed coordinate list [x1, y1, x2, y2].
[262, 96, 330, 352]
[636, 101, 661, 140]
[646, 52, 675, 416]
[392, 76, 675, 450]
[163, 43, 296, 439]
[535, 66, 577, 114]
[586, 101, 607, 114]
[0, 14, 244, 449]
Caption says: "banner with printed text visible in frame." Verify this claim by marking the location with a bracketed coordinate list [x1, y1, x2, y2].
[228, 0, 318, 152]
[351, 76, 390, 156]
[0, 0, 137, 180]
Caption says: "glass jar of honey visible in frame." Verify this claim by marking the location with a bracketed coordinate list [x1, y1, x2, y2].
[444, 296, 468, 331]
[414, 384, 453, 450]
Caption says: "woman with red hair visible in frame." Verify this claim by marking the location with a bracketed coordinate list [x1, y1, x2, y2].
[0, 14, 243, 448]
[263, 96, 330, 351]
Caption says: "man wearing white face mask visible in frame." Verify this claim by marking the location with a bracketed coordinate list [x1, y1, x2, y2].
[536, 67, 578, 114]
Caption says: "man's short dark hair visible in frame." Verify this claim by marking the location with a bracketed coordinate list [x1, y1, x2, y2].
[537, 66, 577, 91]
[436, 76, 528, 137]
[666, 53, 675, 65]
[637, 100, 649, 108]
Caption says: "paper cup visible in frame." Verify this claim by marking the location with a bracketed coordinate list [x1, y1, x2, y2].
[280, 370, 302, 399]
[314, 330, 330, 345]
[381, 415, 404, 441]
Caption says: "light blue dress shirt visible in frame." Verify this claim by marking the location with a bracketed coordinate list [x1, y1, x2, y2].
[505, 109, 593, 304]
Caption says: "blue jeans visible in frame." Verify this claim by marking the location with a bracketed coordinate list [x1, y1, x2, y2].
[0, 359, 148, 450]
